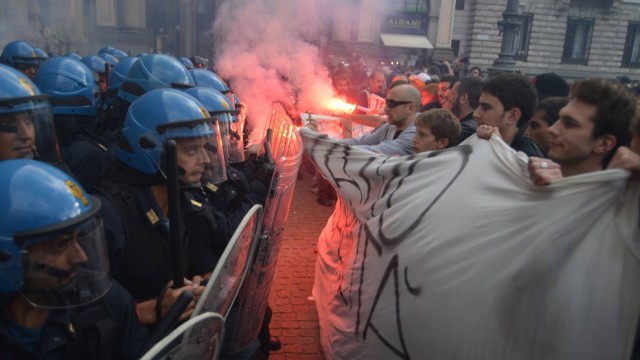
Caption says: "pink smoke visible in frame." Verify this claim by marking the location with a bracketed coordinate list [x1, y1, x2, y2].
[213, 0, 338, 143]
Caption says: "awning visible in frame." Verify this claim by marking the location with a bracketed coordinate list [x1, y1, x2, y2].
[380, 33, 433, 49]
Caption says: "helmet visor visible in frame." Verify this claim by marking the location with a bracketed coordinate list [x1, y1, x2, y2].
[216, 113, 245, 163]
[20, 216, 111, 308]
[0, 97, 61, 163]
[162, 123, 227, 186]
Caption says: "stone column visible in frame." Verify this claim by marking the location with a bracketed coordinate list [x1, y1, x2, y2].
[431, 0, 456, 62]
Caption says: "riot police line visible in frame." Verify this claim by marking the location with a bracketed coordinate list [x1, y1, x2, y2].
[0, 40, 303, 359]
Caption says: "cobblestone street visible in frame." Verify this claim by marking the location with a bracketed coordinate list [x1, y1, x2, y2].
[267, 169, 333, 360]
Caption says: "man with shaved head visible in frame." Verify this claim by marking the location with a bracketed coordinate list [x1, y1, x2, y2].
[339, 84, 420, 155]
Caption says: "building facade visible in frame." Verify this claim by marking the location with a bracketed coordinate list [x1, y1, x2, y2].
[457, 0, 640, 78]
[0, 0, 216, 58]
[326, 0, 640, 79]
[325, 0, 458, 70]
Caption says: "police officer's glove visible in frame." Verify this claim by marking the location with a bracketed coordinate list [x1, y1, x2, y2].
[248, 180, 268, 202]
[254, 161, 275, 189]
[246, 153, 275, 188]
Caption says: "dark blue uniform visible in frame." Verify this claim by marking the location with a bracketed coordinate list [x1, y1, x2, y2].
[0, 281, 148, 360]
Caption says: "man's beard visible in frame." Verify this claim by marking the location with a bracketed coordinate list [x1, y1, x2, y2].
[451, 98, 461, 117]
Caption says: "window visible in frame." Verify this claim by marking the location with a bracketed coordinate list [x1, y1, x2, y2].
[513, 14, 533, 61]
[96, 0, 117, 26]
[455, 0, 465, 10]
[562, 17, 594, 64]
[622, 22, 640, 67]
[391, 0, 429, 13]
[570, 0, 613, 6]
[451, 40, 460, 57]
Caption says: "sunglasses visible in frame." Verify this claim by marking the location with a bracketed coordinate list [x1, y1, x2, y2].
[385, 98, 412, 108]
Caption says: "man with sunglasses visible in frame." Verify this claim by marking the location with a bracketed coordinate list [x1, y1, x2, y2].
[338, 84, 420, 156]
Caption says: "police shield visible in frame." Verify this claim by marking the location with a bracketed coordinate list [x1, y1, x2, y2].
[228, 103, 303, 353]
[192, 204, 263, 318]
[140, 312, 225, 360]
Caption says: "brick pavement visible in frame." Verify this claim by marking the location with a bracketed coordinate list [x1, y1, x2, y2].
[267, 170, 334, 360]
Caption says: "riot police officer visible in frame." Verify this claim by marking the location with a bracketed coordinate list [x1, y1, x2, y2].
[0, 40, 40, 79]
[93, 89, 215, 327]
[0, 159, 148, 359]
[0, 64, 64, 168]
[99, 53, 195, 146]
[35, 56, 109, 190]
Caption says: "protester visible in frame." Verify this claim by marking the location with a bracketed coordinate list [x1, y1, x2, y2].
[526, 97, 569, 155]
[449, 77, 483, 142]
[531, 72, 570, 101]
[523, 78, 635, 184]
[437, 74, 458, 110]
[338, 84, 420, 156]
[413, 108, 460, 152]
[473, 73, 545, 157]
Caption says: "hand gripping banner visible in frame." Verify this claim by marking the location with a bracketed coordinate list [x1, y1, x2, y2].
[228, 103, 303, 353]
[301, 128, 640, 360]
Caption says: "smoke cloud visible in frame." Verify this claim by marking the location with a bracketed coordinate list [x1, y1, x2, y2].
[212, 0, 343, 141]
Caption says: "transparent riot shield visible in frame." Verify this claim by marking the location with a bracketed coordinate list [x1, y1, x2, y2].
[228, 103, 303, 354]
[192, 204, 263, 318]
[140, 312, 225, 360]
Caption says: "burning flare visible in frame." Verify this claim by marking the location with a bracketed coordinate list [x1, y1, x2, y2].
[324, 98, 356, 114]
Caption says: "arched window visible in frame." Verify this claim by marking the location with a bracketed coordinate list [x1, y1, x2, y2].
[391, 0, 429, 13]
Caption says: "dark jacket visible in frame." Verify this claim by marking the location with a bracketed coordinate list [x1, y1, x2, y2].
[458, 112, 478, 143]
[0, 282, 148, 360]
[510, 131, 545, 158]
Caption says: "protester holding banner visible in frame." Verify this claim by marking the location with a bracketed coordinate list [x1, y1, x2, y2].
[521, 78, 634, 185]
[473, 73, 545, 157]
[338, 84, 420, 156]
[303, 77, 640, 359]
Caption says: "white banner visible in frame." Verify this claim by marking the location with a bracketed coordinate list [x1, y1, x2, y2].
[301, 128, 640, 360]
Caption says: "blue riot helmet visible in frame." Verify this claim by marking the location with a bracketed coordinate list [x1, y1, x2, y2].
[117, 53, 195, 104]
[105, 56, 138, 106]
[0, 159, 111, 308]
[81, 55, 107, 75]
[179, 57, 194, 70]
[185, 86, 244, 164]
[184, 87, 240, 181]
[98, 46, 129, 61]
[33, 48, 49, 63]
[113, 49, 128, 60]
[98, 52, 119, 67]
[190, 69, 231, 94]
[81, 55, 108, 94]
[35, 57, 99, 117]
[135, 52, 148, 58]
[118, 89, 223, 186]
[0, 41, 40, 79]
[0, 64, 61, 164]
[64, 52, 83, 61]
[98, 46, 116, 55]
